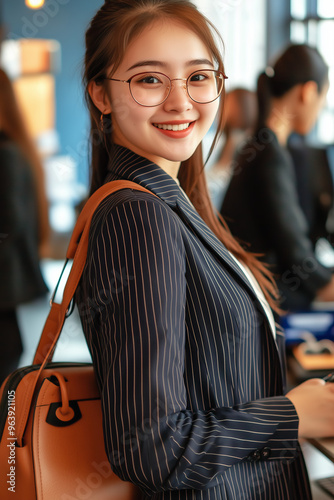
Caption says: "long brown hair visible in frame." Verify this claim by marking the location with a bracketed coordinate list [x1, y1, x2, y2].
[0, 69, 49, 250]
[84, 0, 280, 310]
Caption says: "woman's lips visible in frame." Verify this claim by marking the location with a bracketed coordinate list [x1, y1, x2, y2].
[153, 121, 195, 138]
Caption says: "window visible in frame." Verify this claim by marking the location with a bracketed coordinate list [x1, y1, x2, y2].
[195, 0, 266, 91]
[290, 0, 334, 144]
[194, 0, 267, 164]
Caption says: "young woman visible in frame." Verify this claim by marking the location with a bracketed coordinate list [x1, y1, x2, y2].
[221, 44, 334, 312]
[78, 2, 334, 498]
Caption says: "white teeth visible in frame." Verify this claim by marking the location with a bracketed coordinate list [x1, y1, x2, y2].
[154, 123, 190, 131]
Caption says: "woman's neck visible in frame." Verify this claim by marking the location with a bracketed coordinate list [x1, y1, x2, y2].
[265, 108, 292, 146]
[265, 91, 298, 146]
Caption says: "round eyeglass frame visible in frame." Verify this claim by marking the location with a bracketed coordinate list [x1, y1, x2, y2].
[103, 69, 228, 107]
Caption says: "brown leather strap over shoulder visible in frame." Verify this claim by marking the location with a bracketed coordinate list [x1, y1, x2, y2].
[15, 180, 156, 446]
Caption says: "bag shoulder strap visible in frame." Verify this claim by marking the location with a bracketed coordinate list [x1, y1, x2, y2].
[15, 180, 156, 446]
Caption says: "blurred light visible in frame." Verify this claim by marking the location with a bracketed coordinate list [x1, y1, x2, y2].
[290, 21, 307, 43]
[25, 0, 45, 9]
[318, 0, 334, 18]
[290, 0, 307, 19]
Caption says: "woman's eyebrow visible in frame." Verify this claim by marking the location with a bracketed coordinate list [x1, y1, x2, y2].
[126, 58, 214, 72]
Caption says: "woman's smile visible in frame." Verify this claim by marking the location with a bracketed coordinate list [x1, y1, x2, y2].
[152, 120, 195, 138]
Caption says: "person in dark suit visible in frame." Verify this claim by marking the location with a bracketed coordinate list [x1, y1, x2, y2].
[288, 136, 334, 248]
[77, 3, 334, 498]
[0, 69, 49, 384]
[221, 44, 334, 312]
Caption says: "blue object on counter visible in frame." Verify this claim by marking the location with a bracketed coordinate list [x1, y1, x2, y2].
[281, 311, 334, 346]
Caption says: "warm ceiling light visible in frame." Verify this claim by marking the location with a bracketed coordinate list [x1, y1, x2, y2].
[25, 0, 45, 8]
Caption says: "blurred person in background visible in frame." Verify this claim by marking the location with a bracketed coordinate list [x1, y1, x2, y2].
[206, 88, 257, 209]
[221, 44, 334, 312]
[0, 68, 49, 384]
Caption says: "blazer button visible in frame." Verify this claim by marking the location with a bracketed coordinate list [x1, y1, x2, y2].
[261, 447, 271, 460]
[248, 449, 262, 462]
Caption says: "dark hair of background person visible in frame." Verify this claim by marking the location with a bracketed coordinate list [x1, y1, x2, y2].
[256, 44, 329, 129]
[83, 0, 280, 310]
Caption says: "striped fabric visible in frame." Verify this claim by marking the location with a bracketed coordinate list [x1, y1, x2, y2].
[77, 145, 312, 499]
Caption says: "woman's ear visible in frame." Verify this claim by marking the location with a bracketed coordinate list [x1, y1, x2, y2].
[300, 80, 318, 104]
[88, 80, 112, 114]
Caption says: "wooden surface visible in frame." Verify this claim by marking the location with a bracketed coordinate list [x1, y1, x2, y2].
[308, 438, 334, 464]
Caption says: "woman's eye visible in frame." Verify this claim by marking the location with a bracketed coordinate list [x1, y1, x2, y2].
[190, 73, 208, 82]
[138, 75, 161, 84]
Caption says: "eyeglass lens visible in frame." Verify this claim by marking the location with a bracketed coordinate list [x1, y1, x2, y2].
[129, 70, 224, 106]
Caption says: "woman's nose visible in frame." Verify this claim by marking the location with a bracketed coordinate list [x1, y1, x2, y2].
[163, 80, 193, 112]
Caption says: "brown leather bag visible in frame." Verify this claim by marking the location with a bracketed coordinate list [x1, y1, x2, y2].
[0, 180, 151, 500]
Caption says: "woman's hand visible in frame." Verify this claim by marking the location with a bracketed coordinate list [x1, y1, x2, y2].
[286, 378, 334, 438]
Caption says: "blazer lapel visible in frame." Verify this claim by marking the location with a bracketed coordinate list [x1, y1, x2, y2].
[176, 191, 254, 285]
[106, 147, 256, 293]
[106, 146, 278, 343]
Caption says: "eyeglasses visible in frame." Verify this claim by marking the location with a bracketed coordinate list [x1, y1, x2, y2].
[103, 69, 228, 107]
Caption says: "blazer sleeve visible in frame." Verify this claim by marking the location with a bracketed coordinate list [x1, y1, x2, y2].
[81, 191, 300, 494]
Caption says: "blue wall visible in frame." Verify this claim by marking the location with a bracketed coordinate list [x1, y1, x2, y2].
[3, 0, 103, 184]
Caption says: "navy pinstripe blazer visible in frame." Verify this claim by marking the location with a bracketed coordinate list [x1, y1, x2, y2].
[77, 145, 312, 499]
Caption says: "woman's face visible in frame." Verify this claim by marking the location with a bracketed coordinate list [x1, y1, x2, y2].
[104, 20, 221, 174]
[294, 79, 329, 135]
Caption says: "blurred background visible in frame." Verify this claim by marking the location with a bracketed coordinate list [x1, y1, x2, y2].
[1, 1, 334, 497]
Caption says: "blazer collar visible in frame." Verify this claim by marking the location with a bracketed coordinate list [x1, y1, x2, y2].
[106, 146, 277, 340]
[106, 146, 257, 288]
[106, 145, 180, 206]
